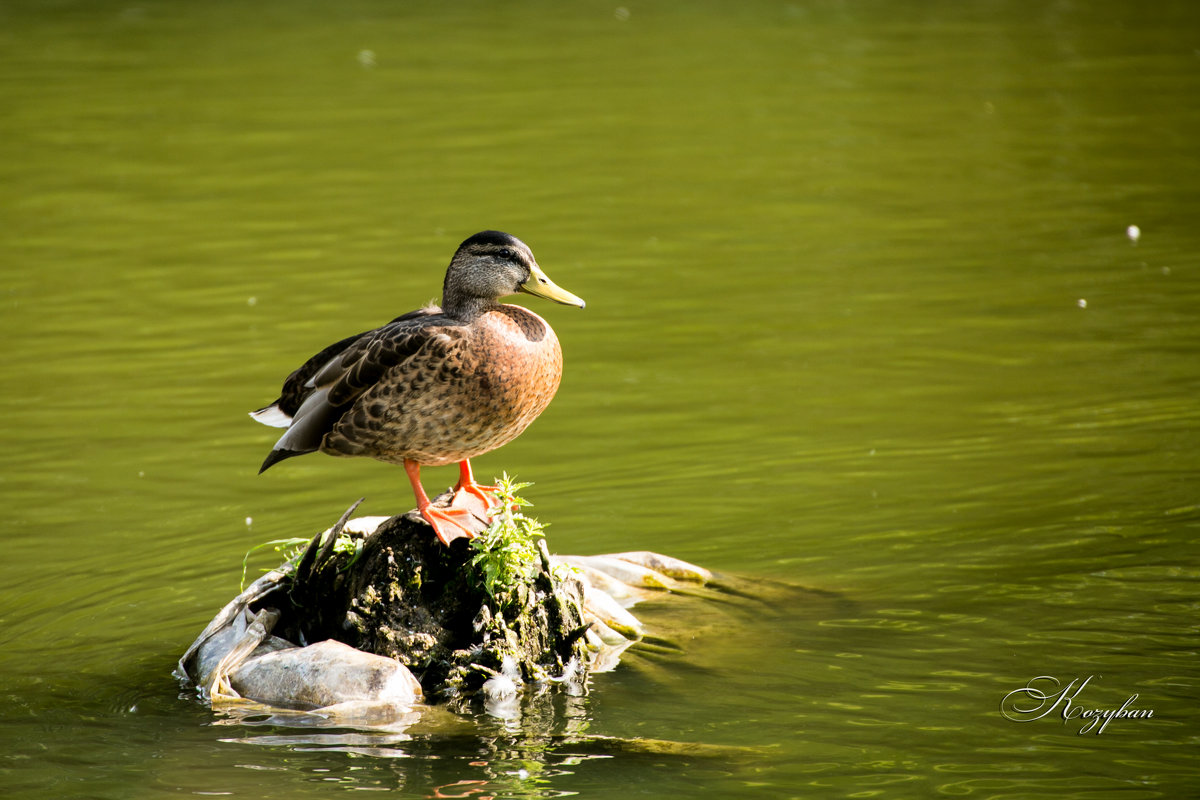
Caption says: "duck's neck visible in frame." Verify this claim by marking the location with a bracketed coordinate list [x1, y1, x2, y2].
[442, 292, 501, 322]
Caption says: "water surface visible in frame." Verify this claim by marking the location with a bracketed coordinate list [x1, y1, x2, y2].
[2, 1, 1198, 797]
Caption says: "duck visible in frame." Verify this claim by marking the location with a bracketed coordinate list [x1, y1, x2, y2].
[251, 230, 585, 544]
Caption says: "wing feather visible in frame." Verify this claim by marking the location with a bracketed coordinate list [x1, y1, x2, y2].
[254, 307, 450, 469]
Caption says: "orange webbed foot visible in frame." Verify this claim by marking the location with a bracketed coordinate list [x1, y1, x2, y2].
[406, 458, 492, 545]
[451, 481, 498, 510]
[420, 504, 485, 546]
[451, 460, 518, 515]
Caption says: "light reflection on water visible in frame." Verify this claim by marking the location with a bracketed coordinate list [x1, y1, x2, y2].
[2, 0, 1199, 797]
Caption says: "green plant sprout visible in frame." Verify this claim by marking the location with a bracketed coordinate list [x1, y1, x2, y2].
[240, 531, 362, 590]
[470, 474, 546, 599]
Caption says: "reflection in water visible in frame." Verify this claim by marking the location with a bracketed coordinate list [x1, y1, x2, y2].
[213, 684, 748, 796]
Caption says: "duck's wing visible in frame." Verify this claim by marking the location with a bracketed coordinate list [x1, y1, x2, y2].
[253, 307, 444, 472]
[250, 331, 366, 426]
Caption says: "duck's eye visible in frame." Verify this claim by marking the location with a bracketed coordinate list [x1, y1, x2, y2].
[496, 247, 515, 261]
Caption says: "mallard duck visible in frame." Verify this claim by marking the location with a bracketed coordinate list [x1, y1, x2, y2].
[251, 230, 585, 544]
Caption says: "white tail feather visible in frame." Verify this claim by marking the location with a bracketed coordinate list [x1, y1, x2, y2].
[249, 404, 293, 428]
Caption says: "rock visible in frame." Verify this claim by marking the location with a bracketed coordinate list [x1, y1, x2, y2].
[270, 506, 591, 703]
[229, 640, 422, 710]
[179, 496, 711, 720]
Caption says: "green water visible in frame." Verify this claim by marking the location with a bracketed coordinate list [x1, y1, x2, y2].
[2, 0, 1198, 796]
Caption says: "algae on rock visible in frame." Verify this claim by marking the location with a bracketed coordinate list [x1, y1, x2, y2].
[268, 489, 591, 704]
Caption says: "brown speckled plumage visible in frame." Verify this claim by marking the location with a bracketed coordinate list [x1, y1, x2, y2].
[319, 305, 562, 466]
[252, 231, 584, 499]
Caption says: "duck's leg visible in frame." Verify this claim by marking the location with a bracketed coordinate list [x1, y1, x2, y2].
[450, 460, 523, 516]
[404, 459, 481, 545]
[451, 459, 499, 508]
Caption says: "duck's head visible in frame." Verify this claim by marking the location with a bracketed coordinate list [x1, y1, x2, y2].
[443, 230, 586, 318]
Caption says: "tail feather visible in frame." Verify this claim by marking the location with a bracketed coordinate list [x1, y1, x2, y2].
[255, 386, 336, 474]
[259, 447, 309, 474]
[250, 402, 293, 428]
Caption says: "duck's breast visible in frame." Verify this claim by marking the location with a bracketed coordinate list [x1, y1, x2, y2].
[465, 304, 563, 441]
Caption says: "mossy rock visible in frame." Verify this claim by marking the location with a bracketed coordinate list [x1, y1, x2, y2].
[267, 506, 590, 704]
